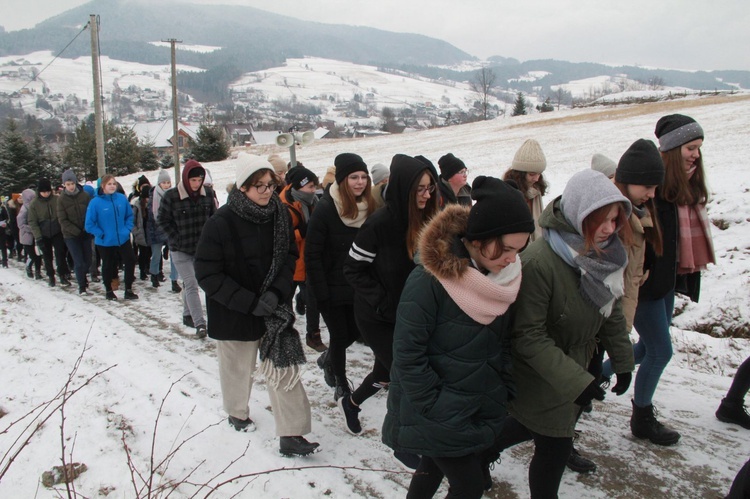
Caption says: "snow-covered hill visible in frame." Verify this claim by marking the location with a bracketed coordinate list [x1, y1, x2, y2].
[1, 94, 749, 498]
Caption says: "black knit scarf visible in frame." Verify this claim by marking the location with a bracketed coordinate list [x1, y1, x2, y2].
[227, 188, 306, 390]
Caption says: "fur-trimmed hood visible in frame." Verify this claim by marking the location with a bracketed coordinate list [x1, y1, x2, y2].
[418, 204, 471, 280]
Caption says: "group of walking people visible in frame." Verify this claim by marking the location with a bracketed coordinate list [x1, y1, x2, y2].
[3, 112, 747, 497]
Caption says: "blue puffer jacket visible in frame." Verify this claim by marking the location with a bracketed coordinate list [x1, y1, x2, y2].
[85, 191, 133, 247]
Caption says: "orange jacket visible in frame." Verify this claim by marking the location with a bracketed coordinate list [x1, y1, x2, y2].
[280, 184, 308, 282]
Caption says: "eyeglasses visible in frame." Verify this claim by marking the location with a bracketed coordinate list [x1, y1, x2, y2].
[416, 184, 436, 195]
[252, 183, 277, 194]
[458, 168, 469, 176]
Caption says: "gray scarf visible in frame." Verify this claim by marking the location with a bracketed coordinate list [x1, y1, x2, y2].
[227, 188, 306, 390]
[544, 228, 627, 317]
[290, 187, 317, 222]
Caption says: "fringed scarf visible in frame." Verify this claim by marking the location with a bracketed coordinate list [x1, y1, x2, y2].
[677, 203, 715, 274]
[330, 182, 369, 228]
[226, 188, 306, 390]
[436, 259, 523, 325]
[545, 228, 627, 317]
[526, 187, 544, 242]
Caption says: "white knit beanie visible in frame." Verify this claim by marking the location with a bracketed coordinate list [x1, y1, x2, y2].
[511, 139, 547, 173]
[235, 153, 273, 188]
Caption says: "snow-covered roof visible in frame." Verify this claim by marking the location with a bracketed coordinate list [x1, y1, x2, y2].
[130, 120, 198, 148]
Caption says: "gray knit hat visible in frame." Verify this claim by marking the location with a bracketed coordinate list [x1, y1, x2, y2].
[512, 139, 547, 173]
[370, 163, 390, 184]
[590, 154, 617, 179]
[654, 114, 704, 152]
[157, 169, 171, 184]
[561, 169, 631, 234]
[62, 169, 77, 184]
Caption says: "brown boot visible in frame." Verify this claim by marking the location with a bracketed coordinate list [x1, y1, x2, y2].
[306, 330, 327, 352]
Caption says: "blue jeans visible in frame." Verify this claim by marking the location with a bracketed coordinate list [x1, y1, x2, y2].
[65, 233, 93, 289]
[149, 243, 178, 280]
[603, 290, 675, 407]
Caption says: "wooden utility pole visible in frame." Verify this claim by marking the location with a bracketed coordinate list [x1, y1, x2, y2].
[90, 15, 106, 177]
[163, 38, 182, 180]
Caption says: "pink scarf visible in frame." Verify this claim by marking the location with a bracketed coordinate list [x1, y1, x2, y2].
[677, 203, 715, 274]
[436, 260, 522, 325]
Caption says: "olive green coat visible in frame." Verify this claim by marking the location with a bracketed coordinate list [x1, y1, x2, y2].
[508, 198, 634, 438]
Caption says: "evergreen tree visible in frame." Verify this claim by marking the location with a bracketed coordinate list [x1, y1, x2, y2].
[0, 118, 37, 193]
[160, 154, 175, 169]
[188, 125, 230, 162]
[138, 141, 160, 172]
[512, 92, 527, 117]
[104, 122, 141, 176]
[30, 133, 61, 185]
[62, 121, 98, 181]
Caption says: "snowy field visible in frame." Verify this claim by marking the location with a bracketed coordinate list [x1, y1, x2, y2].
[1, 94, 749, 498]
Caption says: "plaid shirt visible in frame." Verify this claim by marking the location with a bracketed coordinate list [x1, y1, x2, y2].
[157, 183, 216, 255]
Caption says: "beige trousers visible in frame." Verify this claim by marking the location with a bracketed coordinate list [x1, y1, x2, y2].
[217, 339, 311, 437]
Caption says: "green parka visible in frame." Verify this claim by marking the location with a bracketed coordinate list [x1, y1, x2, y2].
[382, 205, 514, 457]
[508, 197, 635, 438]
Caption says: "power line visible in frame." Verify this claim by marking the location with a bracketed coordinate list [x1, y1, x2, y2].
[14, 22, 90, 94]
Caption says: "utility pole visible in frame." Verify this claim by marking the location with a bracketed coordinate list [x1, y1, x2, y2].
[163, 38, 182, 180]
[90, 15, 106, 177]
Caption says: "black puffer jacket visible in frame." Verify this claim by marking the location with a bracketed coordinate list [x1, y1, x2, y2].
[194, 203, 297, 342]
[343, 154, 431, 323]
[305, 188, 361, 307]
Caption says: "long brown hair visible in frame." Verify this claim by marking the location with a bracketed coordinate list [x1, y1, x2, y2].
[660, 147, 708, 206]
[615, 181, 663, 256]
[338, 177, 377, 220]
[581, 202, 633, 254]
[503, 168, 548, 196]
[406, 170, 440, 258]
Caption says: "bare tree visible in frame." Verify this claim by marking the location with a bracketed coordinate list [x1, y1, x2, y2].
[469, 67, 497, 120]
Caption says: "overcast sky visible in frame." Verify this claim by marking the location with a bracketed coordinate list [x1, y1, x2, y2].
[2, 0, 749, 71]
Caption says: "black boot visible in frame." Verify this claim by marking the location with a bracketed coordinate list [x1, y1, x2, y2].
[171, 280, 181, 293]
[279, 436, 319, 457]
[567, 446, 597, 473]
[630, 400, 680, 445]
[124, 288, 139, 300]
[716, 397, 750, 429]
[59, 275, 72, 287]
[26, 267, 34, 278]
[48, 275, 56, 287]
[151, 274, 160, 288]
[316, 349, 335, 388]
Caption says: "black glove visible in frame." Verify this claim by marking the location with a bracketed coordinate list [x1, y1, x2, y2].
[574, 380, 606, 407]
[252, 291, 279, 317]
[611, 372, 632, 396]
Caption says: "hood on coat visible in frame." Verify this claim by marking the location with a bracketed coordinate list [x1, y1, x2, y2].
[386, 154, 433, 228]
[538, 196, 577, 235]
[418, 204, 472, 280]
[21, 189, 36, 206]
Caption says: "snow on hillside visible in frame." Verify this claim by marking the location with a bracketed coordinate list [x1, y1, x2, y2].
[148, 42, 222, 53]
[229, 57, 491, 124]
[0, 50, 204, 119]
[1, 95, 750, 498]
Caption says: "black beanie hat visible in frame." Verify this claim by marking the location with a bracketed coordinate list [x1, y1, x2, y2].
[38, 178, 52, 193]
[438, 153, 466, 180]
[654, 114, 704, 152]
[137, 175, 150, 188]
[334, 153, 367, 184]
[465, 176, 535, 240]
[288, 167, 318, 190]
[616, 139, 665, 186]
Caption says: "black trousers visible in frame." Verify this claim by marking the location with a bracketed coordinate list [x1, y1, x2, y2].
[39, 233, 69, 278]
[320, 304, 360, 382]
[98, 241, 136, 292]
[494, 416, 573, 499]
[351, 303, 393, 405]
[407, 454, 485, 499]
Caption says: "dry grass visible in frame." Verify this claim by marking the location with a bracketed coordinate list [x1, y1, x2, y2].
[508, 94, 750, 129]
